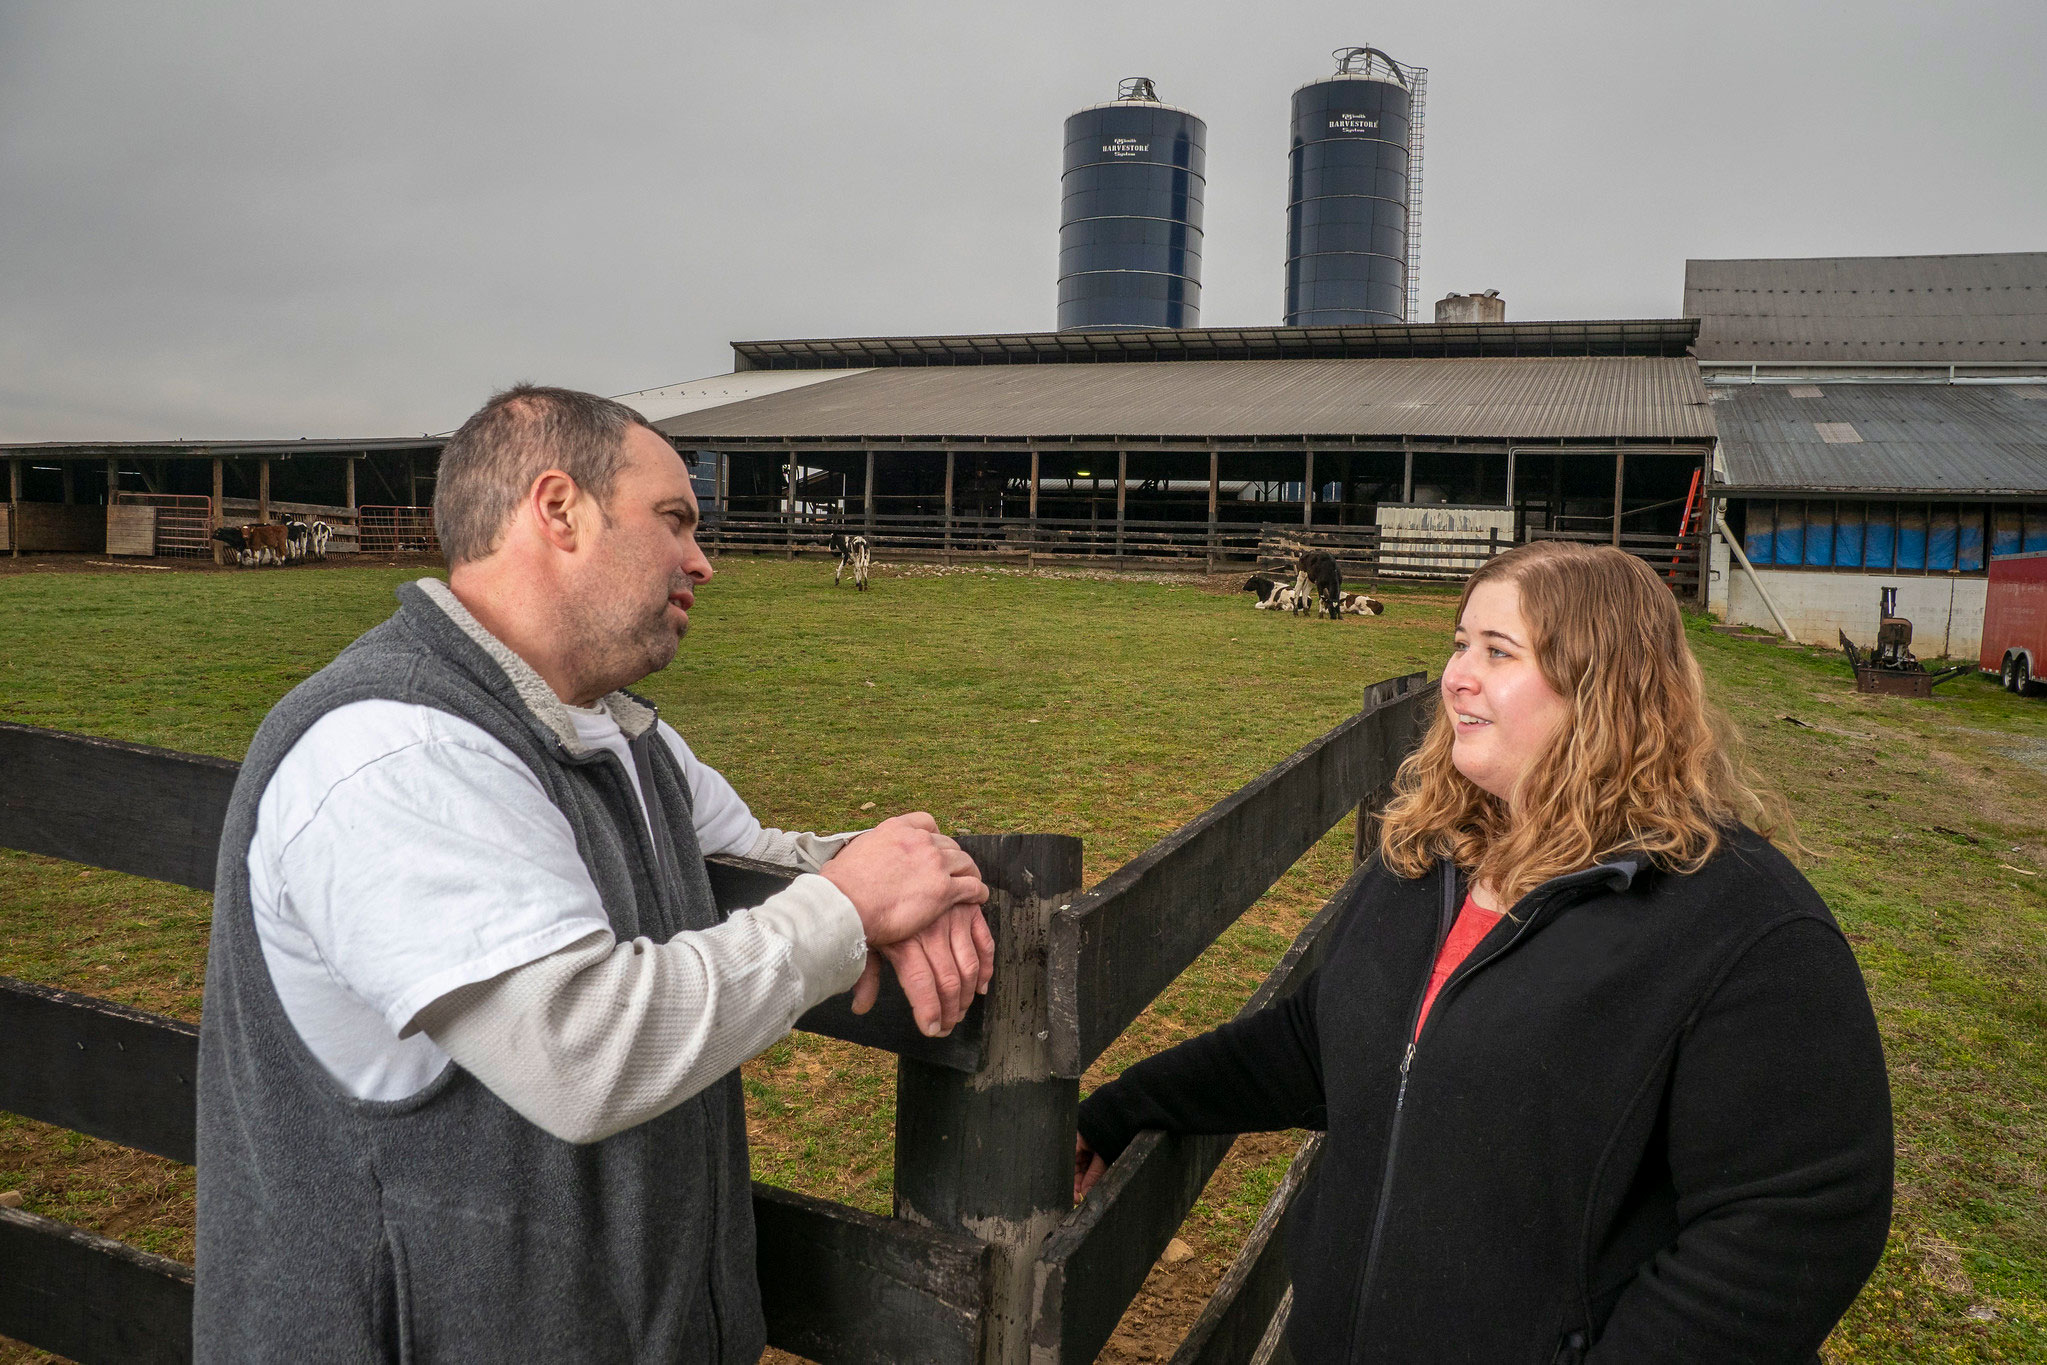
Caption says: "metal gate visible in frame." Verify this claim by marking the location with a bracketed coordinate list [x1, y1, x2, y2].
[111, 492, 214, 557]
[356, 505, 440, 555]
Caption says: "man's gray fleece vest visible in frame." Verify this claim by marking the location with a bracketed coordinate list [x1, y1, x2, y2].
[195, 579, 764, 1364]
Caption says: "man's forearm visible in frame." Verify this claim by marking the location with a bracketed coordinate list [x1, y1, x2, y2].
[745, 827, 858, 872]
[413, 874, 866, 1144]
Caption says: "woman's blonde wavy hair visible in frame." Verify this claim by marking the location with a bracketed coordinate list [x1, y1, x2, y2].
[1378, 540, 1796, 903]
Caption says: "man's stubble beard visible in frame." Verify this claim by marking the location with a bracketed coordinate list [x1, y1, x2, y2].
[552, 573, 685, 702]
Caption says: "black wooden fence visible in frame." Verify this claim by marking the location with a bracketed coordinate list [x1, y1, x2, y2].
[0, 675, 1434, 1364]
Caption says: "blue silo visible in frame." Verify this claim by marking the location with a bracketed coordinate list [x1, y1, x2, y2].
[1058, 78, 1206, 331]
[1285, 46, 1428, 326]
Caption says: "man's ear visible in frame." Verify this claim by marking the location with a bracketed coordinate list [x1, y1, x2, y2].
[528, 469, 583, 552]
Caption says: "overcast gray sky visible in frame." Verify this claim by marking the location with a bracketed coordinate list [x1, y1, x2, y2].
[4, 1, 2042, 441]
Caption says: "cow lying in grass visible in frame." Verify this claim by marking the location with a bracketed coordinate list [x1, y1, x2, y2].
[828, 532, 871, 590]
[1339, 591, 1386, 616]
[1246, 571, 1380, 617]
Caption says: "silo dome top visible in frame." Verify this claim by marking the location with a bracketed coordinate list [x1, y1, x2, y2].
[1069, 75, 1200, 119]
[1296, 44, 1415, 93]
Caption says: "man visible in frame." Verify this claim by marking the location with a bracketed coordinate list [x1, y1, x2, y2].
[195, 385, 991, 1362]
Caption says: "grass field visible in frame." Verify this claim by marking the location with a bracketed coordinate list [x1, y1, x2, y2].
[3, 554, 2046, 1362]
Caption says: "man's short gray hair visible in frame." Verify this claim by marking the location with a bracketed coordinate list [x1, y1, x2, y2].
[433, 384, 658, 565]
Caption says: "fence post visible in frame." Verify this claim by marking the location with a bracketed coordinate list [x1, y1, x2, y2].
[1489, 526, 1499, 562]
[1353, 674, 1427, 865]
[894, 834, 1083, 1365]
[945, 450, 956, 560]
[7, 458, 19, 558]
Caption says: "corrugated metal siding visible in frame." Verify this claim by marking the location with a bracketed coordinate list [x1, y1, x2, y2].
[1685, 253, 2047, 362]
[654, 356, 1713, 442]
[1711, 384, 2047, 493]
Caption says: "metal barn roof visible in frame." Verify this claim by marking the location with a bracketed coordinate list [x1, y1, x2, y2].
[610, 370, 867, 424]
[653, 356, 1714, 444]
[730, 319, 1699, 370]
[1710, 383, 2047, 496]
[0, 436, 444, 460]
[1686, 253, 2047, 363]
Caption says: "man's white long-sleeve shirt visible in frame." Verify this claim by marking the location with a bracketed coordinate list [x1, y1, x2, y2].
[247, 698, 868, 1119]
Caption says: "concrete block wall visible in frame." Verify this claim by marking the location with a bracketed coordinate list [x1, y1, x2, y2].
[1723, 564, 1987, 659]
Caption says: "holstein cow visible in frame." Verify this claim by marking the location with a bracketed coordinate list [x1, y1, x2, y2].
[828, 532, 871, 590]
[1254, 584, 1302, 611]
[309, 520, 332, 559]
[210, 525, 250, 565]
[1241, 573, 1286, 606]
[284, 519, 312, 562]
[1292, 549, 1344, 620]
[1338, 591, 1386, 617]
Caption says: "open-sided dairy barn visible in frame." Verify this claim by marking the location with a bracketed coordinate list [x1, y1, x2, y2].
[1690, 252, 2047, 657]
[628, 317, 1719, 596]
[0, 436, 446, 559]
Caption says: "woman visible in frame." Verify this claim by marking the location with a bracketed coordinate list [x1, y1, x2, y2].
[1074, 542, 1892, 1364]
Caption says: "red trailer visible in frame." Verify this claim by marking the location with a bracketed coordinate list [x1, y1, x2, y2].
[1981, 549, 2047, 695]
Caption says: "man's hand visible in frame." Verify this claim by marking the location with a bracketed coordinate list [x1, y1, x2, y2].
[822, 813, 992, 1036]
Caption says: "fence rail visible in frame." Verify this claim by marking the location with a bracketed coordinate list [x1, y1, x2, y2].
[0, 674, 1438, 1364]
[702, 512, 1706, 598]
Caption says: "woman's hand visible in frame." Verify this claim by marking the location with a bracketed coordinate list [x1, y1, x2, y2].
[1074, 1133, 1108, 1202]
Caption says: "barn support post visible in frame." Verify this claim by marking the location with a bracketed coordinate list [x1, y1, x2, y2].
[7, 459, 19, 557]
[258, 459, 271, 523]
[944, 448, 956, 560]
[105, 457, 120, 551]
[60, 464, 74, 505]
[1504, 446, 1517, 515]
[864, 449, 876, 531]
[1611, 450, 1625, 547]
[212, 459, 225, 566]
[1302, 441, 1315, 527]
[785, 447, 798, 559]
[1026, 444, 1040, 570]
[1114, 450, 1127, 566]
[1401, 439, 1414, 503]
[893, 834, 1083, 1365]
[1206, 442, 1220, 573]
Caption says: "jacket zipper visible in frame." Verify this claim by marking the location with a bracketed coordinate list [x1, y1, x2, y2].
[1346, 859, 1628, 1358]
[1347, 863, 1458, 1352]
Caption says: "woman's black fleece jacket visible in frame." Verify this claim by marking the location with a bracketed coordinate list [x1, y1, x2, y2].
[1077, 827, 1892, 1364]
